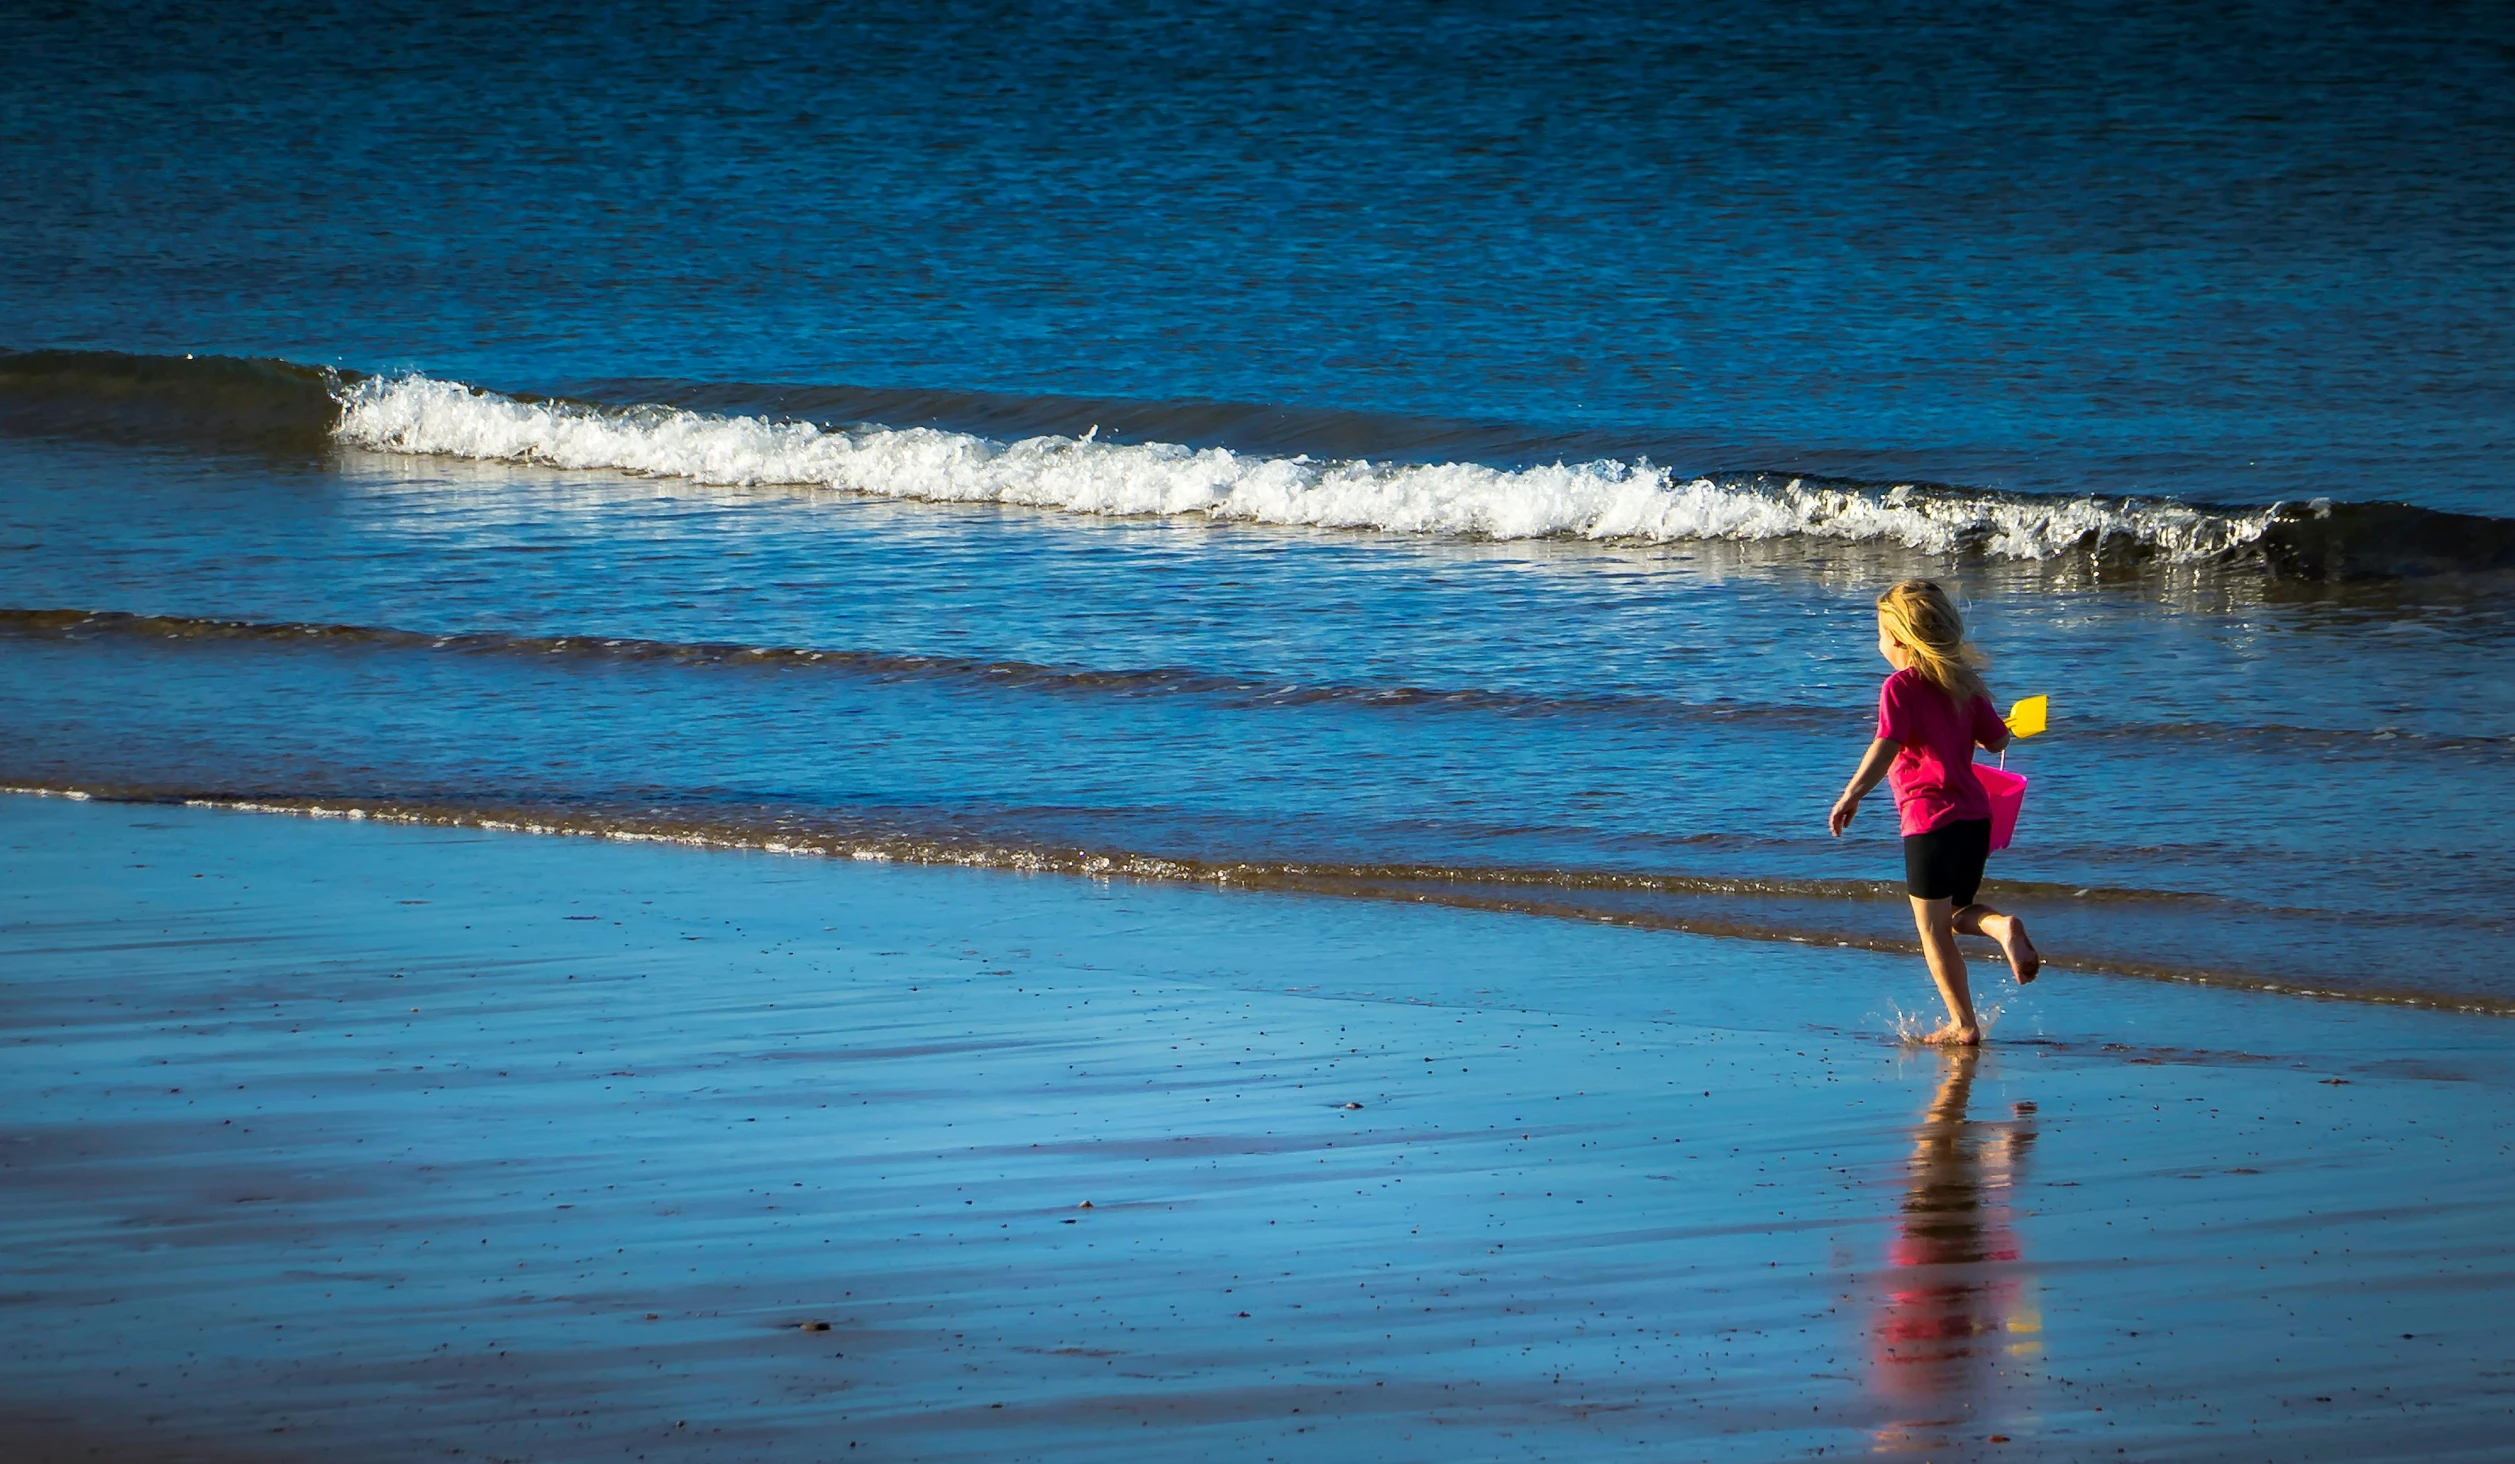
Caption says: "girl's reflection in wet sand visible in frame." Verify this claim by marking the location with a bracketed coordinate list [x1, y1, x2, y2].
[1871, 1049, 2042, 1453]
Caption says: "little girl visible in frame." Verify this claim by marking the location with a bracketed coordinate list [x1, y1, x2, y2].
[1829, 580, 2041, 1045]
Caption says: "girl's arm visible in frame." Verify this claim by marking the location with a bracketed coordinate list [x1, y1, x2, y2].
[1973, 696, 2012, 753]
[1829, 737, 1900, 836]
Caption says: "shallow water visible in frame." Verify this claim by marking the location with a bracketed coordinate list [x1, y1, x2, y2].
[2, 2, 2512, 1011]
[5, 431, 2510, 1007]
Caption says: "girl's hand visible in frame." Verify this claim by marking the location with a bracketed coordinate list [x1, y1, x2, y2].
[1834, 738, 1900, 837]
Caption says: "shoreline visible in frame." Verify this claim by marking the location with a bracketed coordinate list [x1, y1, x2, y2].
[8, 779, 2507, 1020]
[6, 795, 2515, 1460]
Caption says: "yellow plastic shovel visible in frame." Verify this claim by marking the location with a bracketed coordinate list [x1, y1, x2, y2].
[2007, 694, 2048, 741]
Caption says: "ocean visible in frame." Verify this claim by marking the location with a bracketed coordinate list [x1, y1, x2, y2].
[5, 0, 2512, 1014]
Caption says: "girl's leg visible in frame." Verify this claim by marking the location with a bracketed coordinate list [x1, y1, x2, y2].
[1954, 904, 2041, 985]
[1908, 896, 1980, 1044]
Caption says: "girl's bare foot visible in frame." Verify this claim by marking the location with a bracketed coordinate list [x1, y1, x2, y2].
[1924, 1022, 1981, 1047]
[1999, 917, 2041, 986]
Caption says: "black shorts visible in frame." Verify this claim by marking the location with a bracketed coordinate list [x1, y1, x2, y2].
[1904, 819, 1992, 906]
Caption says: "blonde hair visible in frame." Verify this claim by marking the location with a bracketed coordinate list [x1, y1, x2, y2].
[1876, 579, 1989, 708]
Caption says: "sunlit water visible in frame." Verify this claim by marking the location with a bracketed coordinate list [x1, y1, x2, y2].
[2, 2, 2511, 1010]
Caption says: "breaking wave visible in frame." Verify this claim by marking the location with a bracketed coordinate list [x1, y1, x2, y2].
[332, 373, 2275, 562]
[6, 350, 2511, 575]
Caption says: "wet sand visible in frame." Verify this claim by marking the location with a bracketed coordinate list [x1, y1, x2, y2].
[5, 794, 2513, 1461]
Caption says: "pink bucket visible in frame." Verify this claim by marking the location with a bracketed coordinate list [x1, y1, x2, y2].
[1978, 765, 2028, 852]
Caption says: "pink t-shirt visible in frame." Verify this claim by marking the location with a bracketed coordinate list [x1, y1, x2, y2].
[1875, 667, 2009, 836]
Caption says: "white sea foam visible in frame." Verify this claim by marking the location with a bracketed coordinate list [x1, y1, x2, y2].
[333, 374, 2274, 561]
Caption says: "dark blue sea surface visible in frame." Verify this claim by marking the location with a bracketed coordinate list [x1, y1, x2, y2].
[2, 2, 2512, 1007]
[8, 0, 2512, 508]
